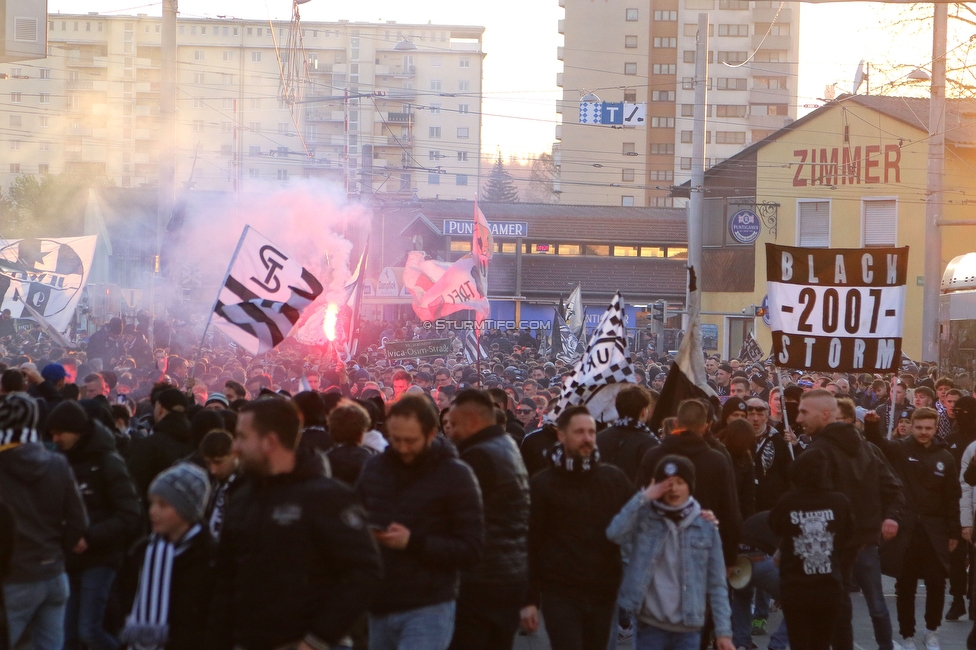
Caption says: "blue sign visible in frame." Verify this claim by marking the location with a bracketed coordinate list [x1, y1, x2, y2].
[600, 102, 625, 125]
[761, 294, 771, 327]
[729, 209, 762, 244]
[443, 220, 528, 238]
[578, 102, 625, 125]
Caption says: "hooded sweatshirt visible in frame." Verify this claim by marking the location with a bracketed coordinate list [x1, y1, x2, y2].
[640, 497, 703, 632]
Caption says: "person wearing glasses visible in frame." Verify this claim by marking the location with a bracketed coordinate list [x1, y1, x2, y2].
[515, 398, 540, 431]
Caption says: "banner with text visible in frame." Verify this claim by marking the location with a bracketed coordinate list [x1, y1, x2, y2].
[385, 338, 452, 360]
[765, 244, 909, 372]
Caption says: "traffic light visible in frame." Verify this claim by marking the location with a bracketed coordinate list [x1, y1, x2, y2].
[652, 300, 667, 322]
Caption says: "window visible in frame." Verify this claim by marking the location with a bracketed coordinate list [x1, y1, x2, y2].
[682, 77, 694, 90]
[751, 103, 789, 116]
[460, 58, 470, 68]
[222, 74, 234, 85]
[249, 169, 260, 179]
[430, 80, 442, 91]
[641, 246, 666, 257]
[756, 23, 791, 36]
[456, 174, 468, 186]
[718, 24, 749, 37]
[9, 164, 19, 173]
[430, 103, 441, 114]
[754, 76, 788, 89]
[223, 51, 234, 61]
[10, 93, 21, 103]
[624, 62, 638, 75]
[193, 120, 204, 132]
[717, 51, 747, 64]
[753, 50, 788, 63]
[667, 247, 688, 259]
[653, 38, 676, 48]
[249, 146, 261, 156]
[278, 122, 289, 134]
[458, 104, 469, 114]
[451, 240, 473, 252]
[222, 122, 233, 133]
[651, 91, 675, 101]
[38, 141, 49, 151]
[623, 142, 636, 154]
[626, 8, 639, 20]
[680, 131, 711, 143]
[653, 10, 677, 20]
[625, 35, 638, 48]
[716, 77, 748, 90]
[650, 170, 674, 181]
[651, 117, 674, 128]
[457, 127, 469, 139]
[9, 116, 20, 127]
[684, 50, 714, 64]
[624, 90, 637, 102]
[194, 50, 204, 60]
[557, 244, 581, 255]
[428, 173, 440, 185]
[429, 126, 441, 138]
[716, 105, 747, 117]
[457, 151, 468, 161]
[680, 157, 692, 170]
[615, 245, 639, 256]
[653, 64, 676, 74]
[863, 199, 897, 246]
[39, 68, 50, 79]
[752, 129, 774, 141]
[797, 200, 830, 247]
[277, 170, 288, 181]
[458, 80, 470, 91]
[38, 164, 48, 174]
[252, 51, 262, 62]
[222, 98, 233, 110]
[720, 0, 750, 8]
[194, 73, 205, 84]
[38, 117, 48, 127]
[10, 140, 20, 150]
[622, 169, 635, 182]
[650, 143, 674, 154]
[715, 131, 746, 144]
[586, 244, 611, 255]
[429, 150, 441, 160]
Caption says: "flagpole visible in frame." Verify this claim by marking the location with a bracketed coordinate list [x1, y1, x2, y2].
[887, 374, 897, 439]
[774, 366, 795, 460]
[190, 226, 249, 380]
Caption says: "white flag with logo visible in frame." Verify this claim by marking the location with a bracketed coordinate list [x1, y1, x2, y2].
[211, 226, 323, 356]
[403, 251, 489, 323]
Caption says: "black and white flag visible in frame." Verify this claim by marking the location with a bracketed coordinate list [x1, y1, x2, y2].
[462, 328, 488, 364]
[737, 331, 764, 363]
[551, 306, 582, 365]
[548, 292, 636, 423]
[766, 244, 908, 373]
[211, 227, 323, 356]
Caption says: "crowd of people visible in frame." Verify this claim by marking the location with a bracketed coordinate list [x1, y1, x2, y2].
[1, 314, 976, 650]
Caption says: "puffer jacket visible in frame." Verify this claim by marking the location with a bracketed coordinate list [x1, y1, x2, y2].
[126, 411, 193, 501]
[356, 436, 484, 615]
[606, 492, 731, 638]
[455, 425, 529, 587]
[64, 421, 142, 572]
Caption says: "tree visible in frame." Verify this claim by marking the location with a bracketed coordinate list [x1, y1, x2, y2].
[6, 174, 91, 237]
[525, 152, 559, 203]
[482, 153, 519, 203]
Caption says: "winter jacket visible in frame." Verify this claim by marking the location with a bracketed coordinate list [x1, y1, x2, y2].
[63, 421, 142, 572]
[959, 439, 976, 529]
[732, 456, 757, 521]
[505, 412, 526, 446]
[754, 427, 793, 512]
[863, 423, 961, 574]
[455, 425, 530, 590]
[637, 431, 742, 565]
[805, 421, 904, 548]
[126, 411, 194, 501]
[0, 443, 88, 583]
[520, 424, 559, 477]
[86, 326, 122, 367]
[526, 459, 633, 605]
[209, 449, 382, 650]
[326, 444, 376, 486]
[607, 493, 732, 638]
[946, 424, 976, 526]
[596, 422, 660, 486]
[120, 529, 216, 650]
[355, 436, 484, 615]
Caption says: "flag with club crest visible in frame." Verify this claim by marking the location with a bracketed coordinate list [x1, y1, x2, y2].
[551, 305, 582, 365]
[548, 292, 637, 423]
[566, 283, 585, 340]
[737, 330, 765, 363]
[210, 226, 323, 356]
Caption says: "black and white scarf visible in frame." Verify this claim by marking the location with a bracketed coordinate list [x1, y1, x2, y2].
[757, 430, 776, 475]
[650, 496, 700, 523]
[609, 417, 654, 436]
[119, 524, 202, 650]
[550, 442, 600, 473]
[208, 474, 236, 541]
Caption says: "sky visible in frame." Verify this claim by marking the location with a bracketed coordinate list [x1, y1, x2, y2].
[47, 0, 952, 160]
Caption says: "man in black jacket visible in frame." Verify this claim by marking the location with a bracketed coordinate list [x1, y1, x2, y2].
[864, 407, 960, 649]
[521, 405, 633, 650]
[944, 395, 976, 620]
[746, 397, 792, 512]
[0, 393, 88, 650]
[86, 318, 124, 371]
[126, 388, 194, 503]
[797, 389, 905, 650]
[520, 422, 559, 477]
[357, 394, 484, 650]
[596, 385, 659, 486]
[48, 400, 142, 650]
[637, 399, 742, 566]
[209, 398, 382, 650]
[446, 389, 530, 650]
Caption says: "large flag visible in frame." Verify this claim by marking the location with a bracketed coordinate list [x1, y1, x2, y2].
[210, 226, 324, 356]
[566, 283, 585, 339]
[737, 331, 764, 363]
[462, 328, 488, 364]
[552, 306, 582, 365]
[766, 244, 909, 372]
[548, 292, 637, 423]
[403, 251, 489, 323]
[649, 268, 716, 432]
[342, 236, 369, 360]
[472, 202, 493, 327]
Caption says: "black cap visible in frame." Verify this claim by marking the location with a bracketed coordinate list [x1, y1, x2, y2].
[653, 455, 696, 492]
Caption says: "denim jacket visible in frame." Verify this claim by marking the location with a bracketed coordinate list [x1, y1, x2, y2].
[606, 492, 732, 638]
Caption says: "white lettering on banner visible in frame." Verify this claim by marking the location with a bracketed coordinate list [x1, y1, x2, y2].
[807, 255, 820, 284]
[834, 257, 847, 284]
[443, 220, 528, 238]
[782, 252, 794, 281]
[862, 254, 874, 283]
[767, 284, 906, 338]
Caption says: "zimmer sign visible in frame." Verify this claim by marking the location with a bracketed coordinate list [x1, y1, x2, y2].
[766, 244, 909, 372]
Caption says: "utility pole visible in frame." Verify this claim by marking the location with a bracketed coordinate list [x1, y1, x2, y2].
[152, 0, 177, 350]
[686, 12, 708, 327]
[922, 3, 947, 365]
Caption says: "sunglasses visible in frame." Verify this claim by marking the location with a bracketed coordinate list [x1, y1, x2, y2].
[517, 408, 534, 414]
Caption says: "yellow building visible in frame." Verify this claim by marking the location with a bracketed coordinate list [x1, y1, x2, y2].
[675, 94, 976, 360]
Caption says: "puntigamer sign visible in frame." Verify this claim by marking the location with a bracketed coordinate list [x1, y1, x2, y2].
[443, 220, 528, 238]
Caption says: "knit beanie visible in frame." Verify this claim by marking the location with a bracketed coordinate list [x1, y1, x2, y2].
[155, 388, 187, 413]
[148, 463, 211, 524]
[653, 454, 696, 492]
[721, 397, 748, 425]
[0, 392, 39, 445]
[46, 400, 90, 435]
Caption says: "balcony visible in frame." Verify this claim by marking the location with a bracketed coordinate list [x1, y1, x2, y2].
[751, 33, 793, 52]
[754, 6, 792, 23]
[136, 82, 160, 94]
[749, 85, 790, 103]
[306, 109, 345, 121]
[558, 19, 565, 34]
[66, 55, 108, 68]
[67, 126, 93, 137]
[310, 62, 334, 74]
[387, 135, 413, 145]
[556, 72, 563, 87]
[386, 65, 416, 78]
[557, 46, 564, 61]
[558, 0, 565, 6]
[387, 112, 414, 123]
[387, 88, 417, 100]
[554, 124, 562, 140]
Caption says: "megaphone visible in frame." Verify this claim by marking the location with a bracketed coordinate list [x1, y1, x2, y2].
[728, 555, 753, 590]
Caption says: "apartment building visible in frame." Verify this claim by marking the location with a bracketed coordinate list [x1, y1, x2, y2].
[0, 14, 484, 196]
[554, 0, 798, 206]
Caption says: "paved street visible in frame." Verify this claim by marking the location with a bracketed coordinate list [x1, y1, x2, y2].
[514, 578, 973, 649]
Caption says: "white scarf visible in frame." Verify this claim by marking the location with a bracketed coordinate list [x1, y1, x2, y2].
[120, 524, 202, 650]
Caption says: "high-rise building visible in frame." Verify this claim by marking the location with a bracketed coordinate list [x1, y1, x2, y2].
[0, 14, 483, 196]
[554, 0, 798, 206]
